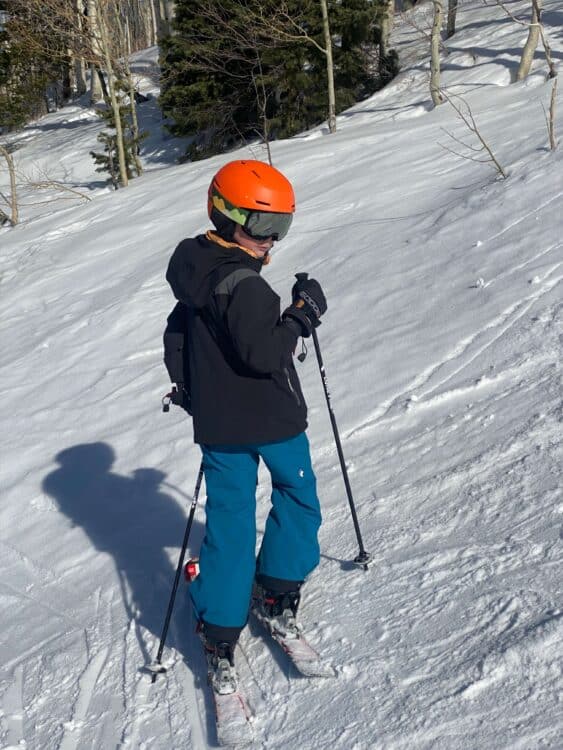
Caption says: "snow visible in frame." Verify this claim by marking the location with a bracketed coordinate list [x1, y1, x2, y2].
[1, 1, 562, 748]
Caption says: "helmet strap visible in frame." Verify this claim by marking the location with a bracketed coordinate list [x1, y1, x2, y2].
[209, 206, 237, 241]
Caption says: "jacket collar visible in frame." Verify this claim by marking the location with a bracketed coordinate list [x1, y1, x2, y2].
[206, 230, 271, 266]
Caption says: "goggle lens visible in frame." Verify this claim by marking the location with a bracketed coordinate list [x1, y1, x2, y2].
[244, 211, 293, 241]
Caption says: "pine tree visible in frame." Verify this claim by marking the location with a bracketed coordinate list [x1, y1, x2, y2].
[336, 0, 385, 106]
[160, 0, 391, 159]
[0, 1, 80, 131]
[0, 4, 55, 130]
[159, 0, 255, 159]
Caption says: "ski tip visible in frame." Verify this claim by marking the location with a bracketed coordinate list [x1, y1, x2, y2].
[215, 692, 255, 747]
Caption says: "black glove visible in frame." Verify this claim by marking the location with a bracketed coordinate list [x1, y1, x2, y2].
[283, 278, 327, 338]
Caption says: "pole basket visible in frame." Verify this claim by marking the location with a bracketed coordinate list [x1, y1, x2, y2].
[353, 551, 371, 571]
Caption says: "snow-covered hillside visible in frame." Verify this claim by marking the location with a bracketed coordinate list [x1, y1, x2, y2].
[1, 1, 562, 748]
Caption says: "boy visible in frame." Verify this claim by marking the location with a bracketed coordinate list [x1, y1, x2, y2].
[166, 159, 327, 693]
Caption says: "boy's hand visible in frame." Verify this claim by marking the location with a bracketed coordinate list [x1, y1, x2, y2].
[283, 278, 327, 337]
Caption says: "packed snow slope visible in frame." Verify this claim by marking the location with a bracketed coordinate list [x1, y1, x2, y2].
[1, 1, 562, 748]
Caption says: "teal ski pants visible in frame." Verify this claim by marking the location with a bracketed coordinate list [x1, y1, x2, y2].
[190, 432, 321, 629]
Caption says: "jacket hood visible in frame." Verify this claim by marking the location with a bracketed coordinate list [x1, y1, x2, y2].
[166, 233, 263, 309]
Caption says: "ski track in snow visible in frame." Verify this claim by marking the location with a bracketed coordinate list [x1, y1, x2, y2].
[58, 645, 109, 750]
[165, 607, 208, 750]
[309, 279, 562, 748]
[347, 200, 563, 437]
[1, 665, 25, 750]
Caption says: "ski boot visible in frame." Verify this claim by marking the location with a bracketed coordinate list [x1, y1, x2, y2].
[204, 639, 238, 695]
[252, 584, 302, 640]
[197, 624, 238, 695]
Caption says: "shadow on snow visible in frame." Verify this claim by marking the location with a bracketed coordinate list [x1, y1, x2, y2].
[42, 441, 204, 669]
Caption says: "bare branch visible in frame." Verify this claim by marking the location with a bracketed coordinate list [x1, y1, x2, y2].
[446, 0, 458, 38]
[29, 180, 92, 201]
[534, 0, 557, 79]
[440, 91, 507, 178]
[440, 126, 485, 153]
[400, 6, 449, 53]
[486, 0, 532, 26]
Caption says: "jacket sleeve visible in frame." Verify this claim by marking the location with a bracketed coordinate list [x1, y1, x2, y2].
[163, 302, 188, 384]
[225, 275, 299, 374]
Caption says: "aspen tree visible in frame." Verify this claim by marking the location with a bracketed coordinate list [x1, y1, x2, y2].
[430, 0, 444, 105]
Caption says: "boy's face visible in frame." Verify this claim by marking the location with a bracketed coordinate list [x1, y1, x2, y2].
[233, 224, 274, 258]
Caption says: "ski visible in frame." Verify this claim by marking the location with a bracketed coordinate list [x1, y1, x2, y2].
[202, 634, 254, 747]
[212, 688, 254, 747]
[252, 610, 336, 678]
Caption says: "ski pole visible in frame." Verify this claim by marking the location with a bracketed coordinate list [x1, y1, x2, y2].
[148, 462, 205, 682]
[295, 273, 371, 571]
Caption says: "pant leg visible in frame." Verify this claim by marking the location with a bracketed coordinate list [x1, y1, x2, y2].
[256, 432, 321, 583]
[190, 445, 259, 629]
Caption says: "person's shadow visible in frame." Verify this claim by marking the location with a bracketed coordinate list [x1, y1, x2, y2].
[42, 442, 204, 665]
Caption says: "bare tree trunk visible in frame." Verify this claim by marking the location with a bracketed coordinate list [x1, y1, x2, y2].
[430, 0, 444, 105]
[163, 1, 175, 28]
[139, 0, 157, 47]
[128, 77, 144, 176]
[115, 13, 144, 177]
[70, 50, 87, 98]
[149, 0, 158, 46]
[71, 0, 87, 96]
[128, 0, 143, 48]
[320, 0, 336, 134]
[74, 57, 88, 96]
[158, 0, 171, 37]
[0, 145, 19, 225]
[124, 17, 132, 58]
[156, 1, 165, 37]
[379, 0, 395, 59]
[97, 6, 129, 187]
[87, 0, 104, 102]
[61, 57, 73, 102]
[517, 0, 542, 81]
[89, 63, 103, 102]
[548, 76, 558, 150]
[447, 0, 458, 38]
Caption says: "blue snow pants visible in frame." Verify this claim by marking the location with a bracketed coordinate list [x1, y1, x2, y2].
[190, 432, 321, 629]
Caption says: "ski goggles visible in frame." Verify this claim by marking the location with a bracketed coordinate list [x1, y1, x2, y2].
[211, 187, 293, 240]
[242, 210, 293, 241]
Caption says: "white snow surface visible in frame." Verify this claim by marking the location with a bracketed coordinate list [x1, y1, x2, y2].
[1, 1, 562, 748]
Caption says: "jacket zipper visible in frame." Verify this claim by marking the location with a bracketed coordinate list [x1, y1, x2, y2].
[283, 367, 301, 407]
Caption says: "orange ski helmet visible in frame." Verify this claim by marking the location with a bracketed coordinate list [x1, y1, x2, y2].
[208, 160, 295, 241]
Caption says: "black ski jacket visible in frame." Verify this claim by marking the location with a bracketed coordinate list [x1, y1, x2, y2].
[166, 233, 307, 445]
